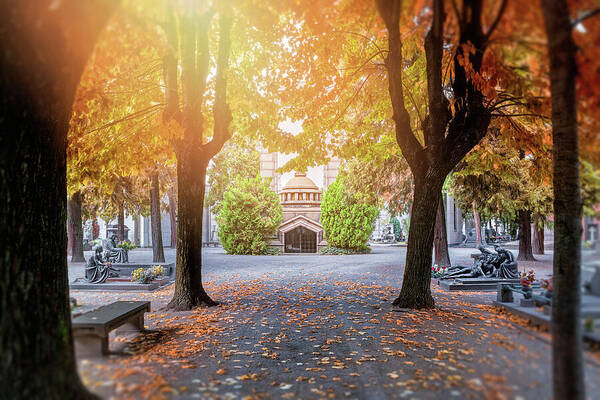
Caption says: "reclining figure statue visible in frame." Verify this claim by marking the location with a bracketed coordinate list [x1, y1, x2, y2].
[440, 245, 519, 280]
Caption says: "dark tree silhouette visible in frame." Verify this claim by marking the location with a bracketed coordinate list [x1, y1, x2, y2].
[0, 2, 116, 398]
[541, 0, 585, 398]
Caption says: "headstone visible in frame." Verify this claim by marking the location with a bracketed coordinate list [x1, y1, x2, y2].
[497, 283, 514, 303]
[586, 267, 600, 296]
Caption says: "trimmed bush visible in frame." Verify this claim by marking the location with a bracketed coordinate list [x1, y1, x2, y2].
[390, 216, 402, 241]
[320, 176, 378, 251]
[319, 246, 371, 255]
[217, 175, 282, 255]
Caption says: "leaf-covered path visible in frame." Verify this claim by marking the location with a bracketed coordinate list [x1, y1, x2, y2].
[72, 247, 600, 399]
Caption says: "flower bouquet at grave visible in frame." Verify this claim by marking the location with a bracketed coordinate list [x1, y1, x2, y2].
[117, 240, 136, 259]
[540, 276, 553, 298]
[117, 240, 136, 251]
[431, 264, 448, 278]
[520, 270, 535, 298]
[131, 265, 165, 284]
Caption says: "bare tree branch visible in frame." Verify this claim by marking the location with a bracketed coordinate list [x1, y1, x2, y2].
[572, 7, 600, 27]
[485, 0, 508, 40]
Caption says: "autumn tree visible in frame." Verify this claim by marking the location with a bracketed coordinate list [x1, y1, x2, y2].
[150, 169, 165, 262]
[374, 0, 513, 308]
[67, 191, 86, 262]
[541, 1, 597, 398]
[68, 11, 174, 259]
[161, 2, 234, 310]
[449, 129, 553, 261]
[0, 2, 116, 399]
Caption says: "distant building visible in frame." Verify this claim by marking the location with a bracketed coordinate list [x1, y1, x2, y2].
[262, 150, 340, 253]
[445, 194, 465, 245]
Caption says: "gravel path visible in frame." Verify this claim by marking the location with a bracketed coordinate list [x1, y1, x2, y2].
[71, 246, 600, 399]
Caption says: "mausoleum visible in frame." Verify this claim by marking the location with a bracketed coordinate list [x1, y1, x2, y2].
[261, 151, 340, 253]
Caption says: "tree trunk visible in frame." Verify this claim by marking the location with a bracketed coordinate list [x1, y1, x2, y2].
[393, 176, 442, 309]
[67, 191, 85, 262]
[0, 3, 114, 399]
[532, 213, 545, 255]
[67, 205, 74, 258]
[133, 214, 140, 247]
[517, 209, 536, 261]
[117, 203, 125, 242]
[433, 194, 451, 267]
[168, 185, 177, 248]
[541, 1, 585, 399]
[168, 153, 216, 310]
[150, 171, 165, 263]
[165, 9, 233, 311]
[473, 202, 483, 247]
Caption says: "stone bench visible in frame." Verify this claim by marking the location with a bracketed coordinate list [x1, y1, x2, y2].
[72, 300, 150, 357]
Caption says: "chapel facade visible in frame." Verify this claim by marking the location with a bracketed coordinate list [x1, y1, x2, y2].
[260, 151, 340, 253]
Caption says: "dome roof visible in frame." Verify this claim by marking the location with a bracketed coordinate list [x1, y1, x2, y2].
[282, 172, 318, 191]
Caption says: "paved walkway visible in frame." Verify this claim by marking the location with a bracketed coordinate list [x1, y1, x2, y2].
[71, 246, 600, 399]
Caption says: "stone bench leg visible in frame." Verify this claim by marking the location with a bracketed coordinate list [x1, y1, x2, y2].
[74, 333, 108, 357]
[116, 314, 144, 335]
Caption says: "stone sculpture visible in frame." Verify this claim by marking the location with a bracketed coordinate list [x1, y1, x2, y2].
[104, 234, 128, 263]
[440, 245, 519, 280]
[85, 246, 120, 284]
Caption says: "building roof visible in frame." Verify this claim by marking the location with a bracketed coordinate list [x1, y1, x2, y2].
[282, 172, 319, 191]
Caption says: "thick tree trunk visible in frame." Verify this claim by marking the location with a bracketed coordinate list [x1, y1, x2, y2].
[67, 191, 85, 262]
[393, 176, 442, 309]
[532, 213, 545, 255]
[117, 203, 125, 242]
[168, 185, 178, 248]
[133, 214, 140, 247]
[0, 2, 114, 399]
[433, 195, 451, 267]
[150, 171, 165, 263]
[473, 202, 483, 247]
[541, 2, 585, 399]
[168, 153, 216, 310]
[165, 9, 233, 311]
[517, 209, 536, 261]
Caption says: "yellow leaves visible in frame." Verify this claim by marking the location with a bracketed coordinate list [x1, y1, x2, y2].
[216, 367, 227, 375]
[262, 350, 279, 359]
[239, 373, 260, 381]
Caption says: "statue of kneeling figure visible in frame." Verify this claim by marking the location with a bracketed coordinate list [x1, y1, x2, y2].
[85, 246, 120, 284]
[104, 235, 129, 263]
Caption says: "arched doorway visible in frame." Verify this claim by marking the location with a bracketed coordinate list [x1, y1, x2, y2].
[284, 226, 317, 253]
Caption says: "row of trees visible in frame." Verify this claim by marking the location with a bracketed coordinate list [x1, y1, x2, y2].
[1, 0, 598, 399]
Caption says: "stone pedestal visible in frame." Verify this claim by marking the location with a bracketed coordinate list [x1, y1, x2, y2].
[520, 298, 535, 307]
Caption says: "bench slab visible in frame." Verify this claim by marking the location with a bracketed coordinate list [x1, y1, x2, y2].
[72, 301, 150, 357]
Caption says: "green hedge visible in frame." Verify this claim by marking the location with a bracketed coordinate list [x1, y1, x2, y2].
[217, 175, 282, 255]
[321, 176, 378, 251]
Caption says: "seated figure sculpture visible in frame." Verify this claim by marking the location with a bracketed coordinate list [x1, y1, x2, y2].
[104, 234, 128, 263]
[491, 245, 519, 279]
[440, 245, 518, 280]
[85, 246, 120, 284]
